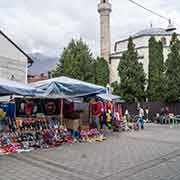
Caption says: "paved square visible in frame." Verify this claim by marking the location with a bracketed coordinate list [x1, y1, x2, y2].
[1, 124, 180, 180]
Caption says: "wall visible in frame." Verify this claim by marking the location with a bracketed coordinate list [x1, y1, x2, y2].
[122, 102, 180, 121]
[110, 34, 180, 83]
[0, 33, 27, 83]
[28, 74, 48, 83]
[110, 55, 121, 82]
[115, 36, 149, 52]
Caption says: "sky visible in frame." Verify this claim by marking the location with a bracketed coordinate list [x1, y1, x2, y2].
[0, 0, 180, 57]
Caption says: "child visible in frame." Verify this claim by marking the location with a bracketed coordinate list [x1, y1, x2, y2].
[106, 111, 112, 129]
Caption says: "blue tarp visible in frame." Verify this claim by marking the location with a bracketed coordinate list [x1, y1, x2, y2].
[96, 93, 125, 102]
[0, 78, 38, 96]
[31, 76, 106, 98]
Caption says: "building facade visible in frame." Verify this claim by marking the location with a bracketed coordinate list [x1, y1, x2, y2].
[28, 74, 48, 83]
[97, 0, 179, 84]
[110, 27, 179, 83]
[0, 30, 33, 83]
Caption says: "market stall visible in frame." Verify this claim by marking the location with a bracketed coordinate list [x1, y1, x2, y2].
[31, 77, 107, 142]
[0, 76, 109, 155]
[0, 78, 39, 96]
[30, 76, 106, 124]
[0, 78, 43, 155]
[96, 93, 125, 113]
[94, 93, 125, 131]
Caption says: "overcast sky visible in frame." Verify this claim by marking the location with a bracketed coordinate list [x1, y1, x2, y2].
[0, 0, 180, 57]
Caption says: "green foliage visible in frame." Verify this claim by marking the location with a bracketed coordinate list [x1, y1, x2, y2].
[117, 37, 146, 102]
[165, 33, 180, 102]
[147, 36, 165, 101]
[111, 81, 121, 96]
[94, 57, 109, 86]
[52, 39, 95, 83]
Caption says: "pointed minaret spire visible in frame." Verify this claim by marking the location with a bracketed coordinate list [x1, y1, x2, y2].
[150, 22, 153, 28]
[98, 0, 112, 62]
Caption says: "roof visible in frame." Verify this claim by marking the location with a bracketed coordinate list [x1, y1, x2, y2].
[133, 27, 174, 37]
[30, 76, 106, 98]
[0, 30, 33, 64]
[114, 27, 178, 51]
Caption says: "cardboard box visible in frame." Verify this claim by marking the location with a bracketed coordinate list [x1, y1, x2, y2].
[80, 123, 90, 130]
[80, 111, 89, 122]
[64, 118, 80, 130]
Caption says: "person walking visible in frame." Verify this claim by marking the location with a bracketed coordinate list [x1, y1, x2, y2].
[139, 106, 145, 130]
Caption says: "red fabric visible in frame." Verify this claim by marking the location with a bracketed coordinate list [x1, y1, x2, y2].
[115, 103, 118, 112]
[93, 101, 103, 116]
[107, 102, 113, 112]
[24, 102, 33, 115]
[119, 104, 123, 117]
[64, 102, 74, 113]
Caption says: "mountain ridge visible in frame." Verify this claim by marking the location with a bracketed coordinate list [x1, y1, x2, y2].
[28, 53, 58, 75]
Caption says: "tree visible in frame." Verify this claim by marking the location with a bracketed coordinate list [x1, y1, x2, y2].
[111, 81, 121, 96]
[52, 39, 95, 83]
[165, 33, 180, 102]
[147, 36, 165, 101]
[118, 37, 146, 102]
[94, 57, 109, 86]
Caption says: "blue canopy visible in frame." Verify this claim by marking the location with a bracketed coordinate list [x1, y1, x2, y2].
[0, 78, 38, 96]
[96, 93, 125, 102]
[31, 76, 106, 98]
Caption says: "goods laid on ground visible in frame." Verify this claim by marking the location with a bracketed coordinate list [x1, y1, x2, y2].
[0, 128, 105, 155]
[0, 100, 105, 156]
[80, 128, 105, 142]
[0, 76, 109, 156]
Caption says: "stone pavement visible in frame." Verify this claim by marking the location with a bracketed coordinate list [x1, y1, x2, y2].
[1, 124, 180, 180]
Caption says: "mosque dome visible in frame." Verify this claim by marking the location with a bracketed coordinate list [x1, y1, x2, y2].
[133, 27, 175, 38]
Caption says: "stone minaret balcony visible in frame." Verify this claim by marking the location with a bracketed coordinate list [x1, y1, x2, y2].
[98, 0, 112, 14]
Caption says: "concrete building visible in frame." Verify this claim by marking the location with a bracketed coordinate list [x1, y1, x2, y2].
[28, 73, 48, 83]
[98, 0, 112, 83]
[97, 0, 179, 84]
[110, 26, 179, 83]
[0, 30, 33, 83]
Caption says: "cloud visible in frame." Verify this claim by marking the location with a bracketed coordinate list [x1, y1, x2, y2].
[0, 0, 180, 57]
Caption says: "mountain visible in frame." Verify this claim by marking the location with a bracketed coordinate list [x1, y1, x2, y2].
[28, 53, 58, 75]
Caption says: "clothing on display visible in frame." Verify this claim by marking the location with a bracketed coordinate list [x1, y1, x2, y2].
[0, 97, 108, 156]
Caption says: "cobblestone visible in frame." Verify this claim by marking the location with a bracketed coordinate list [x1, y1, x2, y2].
[1, 124, 180, 180]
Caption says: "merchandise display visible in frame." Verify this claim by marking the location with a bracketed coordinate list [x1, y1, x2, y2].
[0, 77, 126, 156]
[0, 127, 105, 155]
[0, 99, 106, 156]
[80, 128, 105, 142]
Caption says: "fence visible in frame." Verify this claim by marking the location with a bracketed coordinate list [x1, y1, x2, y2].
[121, 102, 180, 121]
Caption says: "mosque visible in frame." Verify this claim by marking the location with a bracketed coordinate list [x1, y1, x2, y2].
[98, 0, 179, 83]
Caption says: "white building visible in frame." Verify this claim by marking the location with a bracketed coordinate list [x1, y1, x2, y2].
[110, 26, 179, 83]
[0, 30, 33, 83]
[97, 0, 179, 84]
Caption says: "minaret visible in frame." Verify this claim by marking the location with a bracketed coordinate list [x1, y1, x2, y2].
[98, 0, 112, 62]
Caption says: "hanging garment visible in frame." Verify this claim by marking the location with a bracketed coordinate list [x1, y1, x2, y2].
[24, 101, 33, 115]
